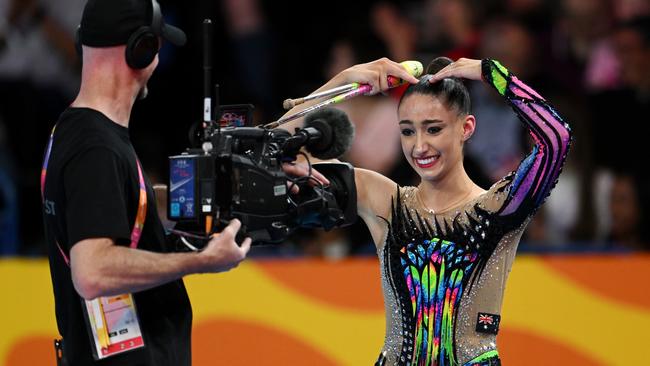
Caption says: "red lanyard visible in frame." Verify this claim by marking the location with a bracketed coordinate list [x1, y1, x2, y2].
[41, 125, 147, 266]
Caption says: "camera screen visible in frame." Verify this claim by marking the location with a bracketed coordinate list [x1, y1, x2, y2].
[219, 104, 254, 127]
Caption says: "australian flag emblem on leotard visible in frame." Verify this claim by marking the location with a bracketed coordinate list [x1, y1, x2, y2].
[476, 312, 501, 335]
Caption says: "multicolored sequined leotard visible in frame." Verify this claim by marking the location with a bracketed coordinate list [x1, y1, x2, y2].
[375, 60, 572, 366]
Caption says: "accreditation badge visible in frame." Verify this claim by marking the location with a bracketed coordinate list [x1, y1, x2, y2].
[82, 294, 145, 360]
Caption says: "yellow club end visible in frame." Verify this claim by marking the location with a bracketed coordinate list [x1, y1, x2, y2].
[400, 60, 424, 78]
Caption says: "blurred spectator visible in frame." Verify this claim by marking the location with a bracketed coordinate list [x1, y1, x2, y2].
[549, 0, 615, 93]
[590, 16, 650, 174]
[0, 0, 83, 254]
[606, 173, 649, 250]
[503, 0, 554, 34]
[613, 16, 650, 98]
[0, 0, 81, 95]
[593, 169, 614, 243]
[421, 0, 483, 60]
[583, 37, 621, 92]
[559, 0, 613, 61]
[588, 15, 650, 251]
[584, 0, 650, 91]
[613, 0, 650, 22]
[220, 0, 277, 120]
[370, 1, 418, 62]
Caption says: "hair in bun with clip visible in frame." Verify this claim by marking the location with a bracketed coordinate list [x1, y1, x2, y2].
[399, 56, 471, 116]
[426, 56, 454, 74]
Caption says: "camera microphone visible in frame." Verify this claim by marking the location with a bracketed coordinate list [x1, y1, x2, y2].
[303, 108, 354, 160]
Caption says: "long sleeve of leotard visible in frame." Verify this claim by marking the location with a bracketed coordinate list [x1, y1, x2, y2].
[481, 59, 572, 223]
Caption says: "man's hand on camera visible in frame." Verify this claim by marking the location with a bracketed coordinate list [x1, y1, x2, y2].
[282, 162, 330, 194]
[196, 219, 251, 273]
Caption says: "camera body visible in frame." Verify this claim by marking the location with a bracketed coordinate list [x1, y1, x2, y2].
[168, 107, 357, 245]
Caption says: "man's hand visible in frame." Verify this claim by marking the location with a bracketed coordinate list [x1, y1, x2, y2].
[197, 219, 251, 273]
[282, 162, 330, 194]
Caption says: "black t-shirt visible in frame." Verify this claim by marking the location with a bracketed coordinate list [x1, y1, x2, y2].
[42, 108, 192, 366]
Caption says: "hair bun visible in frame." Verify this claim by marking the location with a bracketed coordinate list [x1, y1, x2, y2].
[426, 56, 453, 75]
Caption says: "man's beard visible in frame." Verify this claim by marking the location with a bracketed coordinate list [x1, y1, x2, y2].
[137, 85, 149, 100]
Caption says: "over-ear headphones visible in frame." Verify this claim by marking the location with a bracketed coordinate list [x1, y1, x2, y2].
[75, 0, 162, 70]
[125, 0, 161, 69]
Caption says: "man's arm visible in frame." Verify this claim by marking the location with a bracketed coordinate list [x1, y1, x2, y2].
[70, 219, 251, 300]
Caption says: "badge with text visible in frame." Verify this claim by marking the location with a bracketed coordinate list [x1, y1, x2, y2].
[83, 294, 145, 360]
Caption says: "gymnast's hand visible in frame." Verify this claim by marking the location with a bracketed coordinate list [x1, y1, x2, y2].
[428, 58, 482, 83]
[337, 57, 419, 95]
[282, 162, 330, 194]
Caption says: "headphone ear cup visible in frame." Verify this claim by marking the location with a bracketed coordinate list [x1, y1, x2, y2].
[125, 27, 159, 69]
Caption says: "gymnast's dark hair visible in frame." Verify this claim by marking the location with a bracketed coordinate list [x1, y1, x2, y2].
[398, 57, 471, 116]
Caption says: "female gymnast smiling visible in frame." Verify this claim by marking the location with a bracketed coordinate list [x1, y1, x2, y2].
[283, 56, 572, 365]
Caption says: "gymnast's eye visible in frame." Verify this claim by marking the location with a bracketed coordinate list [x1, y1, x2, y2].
[400, 128, 415, 136]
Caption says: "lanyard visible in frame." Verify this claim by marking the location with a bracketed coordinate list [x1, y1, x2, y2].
[41, 125, 148, 265]
[42, 124, 149, 358]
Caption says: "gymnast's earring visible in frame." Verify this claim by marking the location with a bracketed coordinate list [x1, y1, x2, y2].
[461, 114, 476, 143]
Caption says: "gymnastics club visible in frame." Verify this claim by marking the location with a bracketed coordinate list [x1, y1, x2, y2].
[282, 83, 360, 110]
[282, 60, 422, 110]
[268, 60, 423, 128]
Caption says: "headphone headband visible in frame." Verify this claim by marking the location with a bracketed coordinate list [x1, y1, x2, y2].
[150, 0, 162, 36]
[76, 0, 163, 69]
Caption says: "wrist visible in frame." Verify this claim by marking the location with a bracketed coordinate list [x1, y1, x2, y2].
[481, 59, 510, 96]
[182, 250, 208, 275]
[480, 59, 492, 83]
[334, 68, 357, 86]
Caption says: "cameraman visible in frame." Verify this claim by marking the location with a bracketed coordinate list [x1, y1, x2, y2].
[40, 0, 328, 365]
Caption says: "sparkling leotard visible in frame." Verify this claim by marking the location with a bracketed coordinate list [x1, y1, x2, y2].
[375, 60, 572, 366]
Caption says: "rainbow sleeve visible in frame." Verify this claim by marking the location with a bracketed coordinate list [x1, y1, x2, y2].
[481, 59, 573, 221]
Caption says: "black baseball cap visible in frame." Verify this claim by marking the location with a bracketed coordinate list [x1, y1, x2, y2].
[79, 0, 186, 47]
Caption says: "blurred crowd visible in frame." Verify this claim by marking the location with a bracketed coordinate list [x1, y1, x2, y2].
[0, 0, 648, 257]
